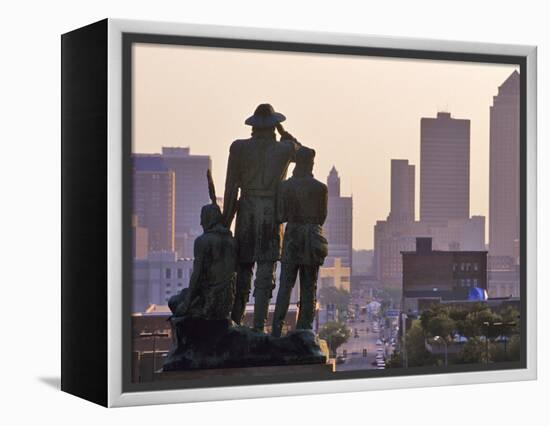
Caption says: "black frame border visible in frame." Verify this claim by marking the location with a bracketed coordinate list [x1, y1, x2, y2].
[121, 32, 528, 394]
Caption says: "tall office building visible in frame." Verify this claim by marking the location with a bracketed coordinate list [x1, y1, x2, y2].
[420, 112, 470, 225]
[388, 159, 415, 223]
[132, 214, 149, 260]
[134, 148, 211, 258]
[161, 147, 212, 258]
[489, 71, 520, 260]
[324, 166, 353, 272]
[327, 166, 341, 196]
[374, 159, 419, 285]
[374, 155, 483, 287]
[133, 156, 175, 253]
[374, 219, 430, 285]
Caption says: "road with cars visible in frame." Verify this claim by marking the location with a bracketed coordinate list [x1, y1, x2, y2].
[335, 313, 395, 372]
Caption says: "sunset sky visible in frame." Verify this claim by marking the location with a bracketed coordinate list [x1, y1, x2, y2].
[132, 42, 518, 250]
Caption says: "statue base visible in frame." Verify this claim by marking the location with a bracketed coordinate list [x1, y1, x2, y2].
[156, 360, 334, 382]
[163, 317, 330, 371]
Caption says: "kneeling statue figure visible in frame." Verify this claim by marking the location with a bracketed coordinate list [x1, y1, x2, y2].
[169, 170, 237, 320]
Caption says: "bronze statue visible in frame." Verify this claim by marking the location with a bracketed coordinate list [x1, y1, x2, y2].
[272, 147, 328, 337]
[169, 171, 237, 320]
[223, 104, 301, 332]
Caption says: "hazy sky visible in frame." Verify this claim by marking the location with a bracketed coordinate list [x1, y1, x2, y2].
[132, 43, 518, 250]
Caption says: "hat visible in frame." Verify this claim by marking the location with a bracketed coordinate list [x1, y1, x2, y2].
[245, 104, 286, 128]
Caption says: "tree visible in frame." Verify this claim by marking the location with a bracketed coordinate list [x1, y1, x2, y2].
[319, 286, 350, 307]
[319, 287, 351, 321]
[455, 336, 486, 364]
[386, 350, 403, 368]
[404, 320, 437, 367]
[319, 321, 351, 356]
[425, 314, 456, 341]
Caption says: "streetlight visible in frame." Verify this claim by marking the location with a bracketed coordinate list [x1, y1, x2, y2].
[433, 335, 448, 367]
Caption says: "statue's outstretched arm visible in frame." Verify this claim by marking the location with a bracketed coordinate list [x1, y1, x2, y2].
[277, 123, 302, 162]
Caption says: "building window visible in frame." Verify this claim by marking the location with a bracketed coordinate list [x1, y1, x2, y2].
[177, 268, 183, 279]
[461, 263, 465, 271]
[453, 263, 457, 272]
[165, 268, 172, 279]
[178, 283, 182, 287]
[473, 279, 478, 288]
[473, 263, 479, 271]
[166, 282, 171, 287]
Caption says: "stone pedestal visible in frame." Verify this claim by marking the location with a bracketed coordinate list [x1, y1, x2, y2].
[163, 316, 331, 371]
[156, 360, 335, 381]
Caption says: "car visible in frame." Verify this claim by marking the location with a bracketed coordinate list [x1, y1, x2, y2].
[376, 339, 383, 345]
[376, 365, 385, 370]
[336, 355, 346, 364]
[377, 348, 384, 354]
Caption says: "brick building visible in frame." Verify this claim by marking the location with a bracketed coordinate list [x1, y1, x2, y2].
[401, 237, 487, 313]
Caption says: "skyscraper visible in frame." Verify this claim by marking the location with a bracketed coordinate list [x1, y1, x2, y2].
[420, 112, 470, 225]
[161, 147, 212, 258]
[131, 214, 149, 260]
[327, 166, 341, 196]
[489, 71, 520, 260]
[324, 166, 353, 272]
[374, 159, 423, 285]
[134, 148, 212, 258]
[388, 159, 415, 223]
[133, 156, 175, 253]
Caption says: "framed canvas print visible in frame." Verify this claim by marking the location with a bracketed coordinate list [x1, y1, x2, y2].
[61, 18, 537, 407]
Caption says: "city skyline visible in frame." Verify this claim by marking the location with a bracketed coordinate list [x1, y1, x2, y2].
[132, 43, 518, 249]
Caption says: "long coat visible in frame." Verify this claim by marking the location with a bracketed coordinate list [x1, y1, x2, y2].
[222, 135, 300, 263]
[278, 174, 329, 266]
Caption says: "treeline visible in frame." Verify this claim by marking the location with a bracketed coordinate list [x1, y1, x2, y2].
[388, 303, 520, 368]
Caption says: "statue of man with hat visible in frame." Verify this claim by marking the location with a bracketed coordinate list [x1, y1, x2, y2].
[223, 104, 302, 332]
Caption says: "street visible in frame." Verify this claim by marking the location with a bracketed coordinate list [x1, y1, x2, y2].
[335, 315, 394, 372]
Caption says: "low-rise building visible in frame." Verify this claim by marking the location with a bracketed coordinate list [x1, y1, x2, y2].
[133, 251, 194, 312]
[401, 237, 488, 314]
[319, 257, 351, 292]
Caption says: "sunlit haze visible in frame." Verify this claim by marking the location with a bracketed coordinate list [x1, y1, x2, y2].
[132, 43, 518, 250]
